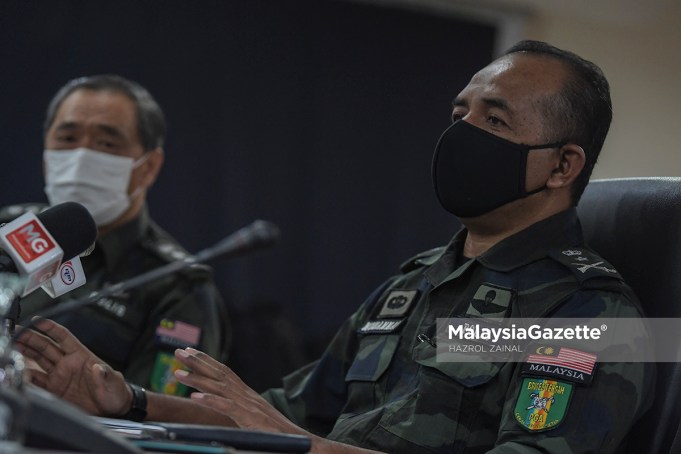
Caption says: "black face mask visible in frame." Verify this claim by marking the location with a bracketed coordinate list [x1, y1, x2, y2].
[432, 120, 565, 218]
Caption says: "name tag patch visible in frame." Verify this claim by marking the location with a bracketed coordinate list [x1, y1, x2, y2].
[514, 377, 573, 432]
[358, 319, 405, 334]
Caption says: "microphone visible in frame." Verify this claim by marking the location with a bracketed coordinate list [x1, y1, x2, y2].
[0, 202, 97, 298]
[13, 219, 279, 342]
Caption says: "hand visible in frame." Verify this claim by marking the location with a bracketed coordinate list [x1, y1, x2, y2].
[173, 348, 386, 454]
[14, 318, 131, 417]
[173, 347, 307, 435]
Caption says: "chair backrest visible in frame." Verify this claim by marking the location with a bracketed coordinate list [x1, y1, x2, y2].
[577, 177, 681, 454]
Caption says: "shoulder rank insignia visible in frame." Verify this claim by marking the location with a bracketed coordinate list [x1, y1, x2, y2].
[514, 377, 573, 432]
[146, 239, 191, 262]
[549, 247, 622, 282]
[399, 246, 447, 272]
[0, 203, 48, 223]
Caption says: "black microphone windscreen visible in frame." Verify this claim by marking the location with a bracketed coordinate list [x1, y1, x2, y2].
[37, 202, 97, 259]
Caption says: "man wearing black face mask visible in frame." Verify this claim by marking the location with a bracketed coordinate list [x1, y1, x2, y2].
[18, 41, 653, 453]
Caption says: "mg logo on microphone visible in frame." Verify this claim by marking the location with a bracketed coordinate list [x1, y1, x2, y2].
[6, 219, 56, 263]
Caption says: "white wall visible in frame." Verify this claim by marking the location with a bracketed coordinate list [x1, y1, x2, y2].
[523, 3, 681, 179]
[346, 0, 680, 178]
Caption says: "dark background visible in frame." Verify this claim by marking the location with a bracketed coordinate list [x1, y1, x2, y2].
[0, 0, 495, 390]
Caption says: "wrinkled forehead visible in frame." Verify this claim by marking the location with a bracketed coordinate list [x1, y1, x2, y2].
[463, 53, 567, 102]
[53, 89, 138, 130]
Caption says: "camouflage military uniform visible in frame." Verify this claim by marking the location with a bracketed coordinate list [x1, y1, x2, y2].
[262, 209, 654, 453]
[2, 204, 230, 396]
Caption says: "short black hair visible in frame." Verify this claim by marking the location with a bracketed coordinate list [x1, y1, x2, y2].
[44, 74, 166, 151]
[504, 40, 612, 204]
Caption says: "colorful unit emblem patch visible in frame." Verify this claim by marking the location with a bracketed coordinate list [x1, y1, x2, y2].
[151, 318, 201, 397]
[151, 351, 189, 396]
[514, 378, 573, 431]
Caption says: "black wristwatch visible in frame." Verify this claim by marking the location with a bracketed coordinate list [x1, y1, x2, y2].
[122, 382, 147, 422]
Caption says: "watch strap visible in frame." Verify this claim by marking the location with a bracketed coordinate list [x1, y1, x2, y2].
[122, 382, 147, 422]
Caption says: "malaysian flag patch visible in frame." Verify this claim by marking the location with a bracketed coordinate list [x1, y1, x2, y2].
[154, 318, 201, 349]
[521, 346, 597, 385]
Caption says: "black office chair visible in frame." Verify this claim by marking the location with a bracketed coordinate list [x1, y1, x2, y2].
[577, 177, 681, 454]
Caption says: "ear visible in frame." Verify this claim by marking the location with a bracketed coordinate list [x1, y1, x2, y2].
[546, 144, 585, 189]
[138, 148, 164, 189]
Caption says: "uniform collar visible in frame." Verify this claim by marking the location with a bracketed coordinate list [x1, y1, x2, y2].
[476, 208, 583, 272]
[425, 208, 583, 285]
[97, 206, 149, 271]
[424, 229, 469, 285]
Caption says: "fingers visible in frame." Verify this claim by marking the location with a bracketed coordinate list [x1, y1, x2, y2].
[14, 326, 64, 373]
[28, 369, 49, 388]
[177, 347, 224, 369]
[173, 349, 245, 397]
[31, 317, 85, 354]
[173, 349, 304, 435]
[174, 348, 228, 381]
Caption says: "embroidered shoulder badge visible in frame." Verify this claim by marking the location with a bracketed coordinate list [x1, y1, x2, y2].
[514, 377, 573, 432]
[151, 351, 189, 396]
[466, 283, 514, 319]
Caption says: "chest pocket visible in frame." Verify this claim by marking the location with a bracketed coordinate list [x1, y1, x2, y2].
[346, 334, 400, 381]
[375, 341, 508, 454]
[344, 334, 400, 415]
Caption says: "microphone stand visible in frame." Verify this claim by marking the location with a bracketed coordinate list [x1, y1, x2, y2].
[12, 219, 279, 344]
[1, 219, 279, 452]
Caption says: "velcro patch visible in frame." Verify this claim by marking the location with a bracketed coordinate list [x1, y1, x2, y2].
[514, 378, 573, 432]
[377, 290, 418, 319]
[521, 346, 597, 385]
[466, 283, 514, 319]
[358, 319, 405, 334]
[154, 319, 201, 348]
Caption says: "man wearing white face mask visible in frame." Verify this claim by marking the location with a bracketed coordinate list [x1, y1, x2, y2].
[1, 75, 231, 400]
[43, 147, 152, 227]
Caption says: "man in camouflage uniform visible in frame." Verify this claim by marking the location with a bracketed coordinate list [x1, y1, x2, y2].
[17, 41, 653, 453]
[5, 75, 230, 396]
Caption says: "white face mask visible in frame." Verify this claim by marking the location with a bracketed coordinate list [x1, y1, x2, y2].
[43, 148, 147, 227]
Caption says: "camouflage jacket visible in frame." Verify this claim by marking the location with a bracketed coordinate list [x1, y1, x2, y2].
[4, 204, 231, 396]
[262, 209, 654, 453]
